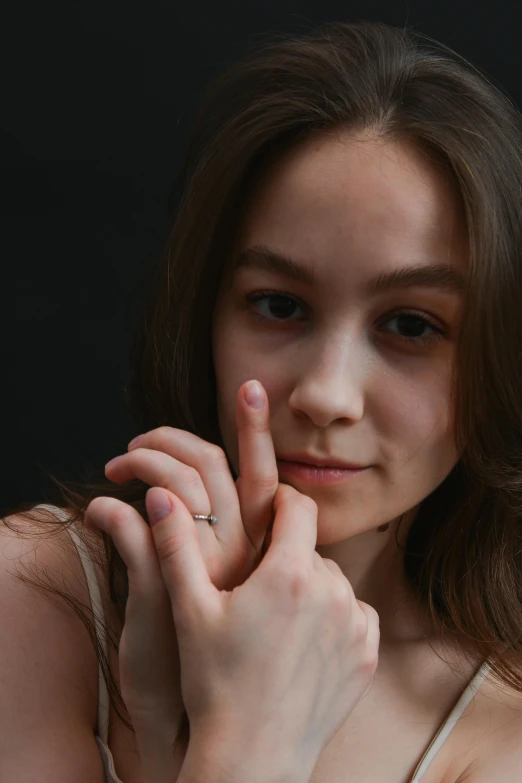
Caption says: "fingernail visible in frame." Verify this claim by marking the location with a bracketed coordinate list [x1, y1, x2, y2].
[244, 380, 264, 409]
[128, 434, 143, 448]
[147, 488, 172, 526]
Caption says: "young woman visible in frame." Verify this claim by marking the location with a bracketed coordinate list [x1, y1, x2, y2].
[3, 19, 522, 783]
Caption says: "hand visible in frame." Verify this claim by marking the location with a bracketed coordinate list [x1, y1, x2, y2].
[148, 481, 380, 783]
[83, 380, 279, 751]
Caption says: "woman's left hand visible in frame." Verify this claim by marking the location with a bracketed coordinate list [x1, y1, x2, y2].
[84, 380, 279, 755]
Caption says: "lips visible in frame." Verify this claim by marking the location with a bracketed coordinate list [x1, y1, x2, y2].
[276, 453, 368, 470]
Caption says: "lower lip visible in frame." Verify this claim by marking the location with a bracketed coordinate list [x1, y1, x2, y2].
[276, 460, 369, 484]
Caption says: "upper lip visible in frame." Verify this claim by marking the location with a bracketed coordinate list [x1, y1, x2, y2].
[276, 452, 368, 470]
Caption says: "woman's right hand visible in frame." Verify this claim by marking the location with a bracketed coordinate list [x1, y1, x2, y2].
[147, 480, 380, 783]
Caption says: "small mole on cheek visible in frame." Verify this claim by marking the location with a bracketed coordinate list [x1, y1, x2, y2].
[377, 523, 390, 533]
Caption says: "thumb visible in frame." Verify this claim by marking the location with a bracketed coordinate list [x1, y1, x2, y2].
[146, 487, 218, 624]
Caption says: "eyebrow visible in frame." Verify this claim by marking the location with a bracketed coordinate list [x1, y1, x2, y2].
[234, 245, 466, 294]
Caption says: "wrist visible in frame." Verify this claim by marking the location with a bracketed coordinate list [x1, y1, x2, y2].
[177, 729, 310, 783]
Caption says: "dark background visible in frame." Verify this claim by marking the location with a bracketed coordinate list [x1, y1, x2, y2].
[3, 1, 521, 513]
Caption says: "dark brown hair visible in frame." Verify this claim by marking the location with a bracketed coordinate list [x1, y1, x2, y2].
[5, 19, 522, 756]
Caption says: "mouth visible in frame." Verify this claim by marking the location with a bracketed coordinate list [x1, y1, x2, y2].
[276, 452, 368, 470]
[276, 458, 370, 485]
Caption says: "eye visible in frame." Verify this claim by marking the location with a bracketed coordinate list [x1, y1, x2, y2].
[245, 291, 305, 321]
[379, 312, 446, 345]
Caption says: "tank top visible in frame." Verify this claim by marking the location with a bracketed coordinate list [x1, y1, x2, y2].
[35, 504, 492, 782]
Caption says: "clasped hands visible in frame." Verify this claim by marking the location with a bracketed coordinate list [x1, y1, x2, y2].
[84, 380, 380, 783]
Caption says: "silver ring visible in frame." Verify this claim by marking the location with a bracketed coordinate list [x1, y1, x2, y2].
[191, 513, 218, 526]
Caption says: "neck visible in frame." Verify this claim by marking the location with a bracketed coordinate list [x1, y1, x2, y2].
[315, 506, 432, 645]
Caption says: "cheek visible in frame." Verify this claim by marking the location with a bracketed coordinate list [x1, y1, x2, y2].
[375, 364, 456, 466]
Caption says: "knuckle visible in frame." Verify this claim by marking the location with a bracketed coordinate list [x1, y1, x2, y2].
[328, 584, 351, 615]
[140, 426, 182, 455]
[153, 530, 187, 564]
[130, 448, 172, 485]
[322, 557, 343, 578]
[283, 566, 313, 602]
[125, 447, 156, 473]
[202, 443, 228, 469]
[360, 648, 379, 676]
[248, 470, 279, 492]
[127, 446, 147, 461]
[358, 601, 380, 628]
[182, 465, 203, 489]
[352, 615, 369, 645]
[107, 503, 134, 529]
[248, 418, 270, 435]
[85, 496, 109, 516]
[155, 425, 177, 440]
[86, 496, 122, 521]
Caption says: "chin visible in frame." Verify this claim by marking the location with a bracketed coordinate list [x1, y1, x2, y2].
[314, 514, 369, 545]
[313, 500, 410, 545]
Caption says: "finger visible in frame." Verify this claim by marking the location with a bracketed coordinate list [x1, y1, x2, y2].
[358, 601, 381, 652]
[105, 448, 212, 519]
[261, 482, 318, 567]
[84, 496, 166, 599]
[146, 487, 219, 623]
[318, 559, 379, 652]
[85, 496, 182, 726]
[316, 557, 360, 615]
[124, 428, 243, 545]
[235, 380, 279, 549]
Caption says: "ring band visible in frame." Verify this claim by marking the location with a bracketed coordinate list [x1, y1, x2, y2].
[191, 513, 218, 526]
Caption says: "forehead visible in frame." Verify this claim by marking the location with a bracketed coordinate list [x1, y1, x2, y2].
[233, 133, 468, 285]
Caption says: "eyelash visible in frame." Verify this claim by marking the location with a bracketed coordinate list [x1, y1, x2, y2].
[244, 289, 447, 346]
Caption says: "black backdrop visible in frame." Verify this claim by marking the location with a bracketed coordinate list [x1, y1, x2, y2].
[3, 0, 521, 513]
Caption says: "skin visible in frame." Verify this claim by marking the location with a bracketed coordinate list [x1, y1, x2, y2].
[211, 129, 468, 642]
[92, 128, 472, 779]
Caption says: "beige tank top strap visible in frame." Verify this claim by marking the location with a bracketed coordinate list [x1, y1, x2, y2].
[32, 504, 111, 745]
[410, 657, 493, 781]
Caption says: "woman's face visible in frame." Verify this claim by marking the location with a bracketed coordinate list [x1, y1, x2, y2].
[212, 132, 468, 544]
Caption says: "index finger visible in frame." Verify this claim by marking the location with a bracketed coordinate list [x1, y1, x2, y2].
[235, 380, 280, 549]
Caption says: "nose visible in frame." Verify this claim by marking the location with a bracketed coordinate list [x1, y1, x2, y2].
[287, 334, 366, 428]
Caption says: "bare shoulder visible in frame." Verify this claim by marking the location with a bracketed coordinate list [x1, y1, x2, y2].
[0, 507, 114, 718]
[0, 506, 147, 783]
[0, 504, 109, 609]
[0, 506, 105, 729]
[455, 674, 522, 782]
[0, 505, 113, 779]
